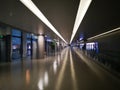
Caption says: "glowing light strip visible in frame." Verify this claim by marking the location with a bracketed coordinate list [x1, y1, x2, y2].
[70, 0, 92, 43]
[20, 0, 67, 44]
[87, 27, 120, 40]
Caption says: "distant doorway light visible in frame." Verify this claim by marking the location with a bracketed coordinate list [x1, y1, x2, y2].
[70, 0, 92, 43]
[20, 0, 67, 44]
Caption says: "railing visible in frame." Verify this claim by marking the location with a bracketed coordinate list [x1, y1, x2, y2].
[85, 50, 120, 73]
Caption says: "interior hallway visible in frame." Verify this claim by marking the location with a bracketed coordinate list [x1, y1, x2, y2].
[0, 47, 120, 90]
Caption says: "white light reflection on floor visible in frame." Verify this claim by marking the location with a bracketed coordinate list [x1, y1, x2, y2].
[38, 71, 49, 90]
[70, 50, 78, 90]
[53, 49, 66, 74]
[38, 79, 43, 90]
[55, 48, 68, 90]
[57, 54, 61, 66]
[73, 47, 103, 78]
[53, 60, 57, 74]
[44, 72, 49, 86]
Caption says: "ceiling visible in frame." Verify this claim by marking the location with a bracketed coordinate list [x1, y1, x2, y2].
[0, 0, 120, 43]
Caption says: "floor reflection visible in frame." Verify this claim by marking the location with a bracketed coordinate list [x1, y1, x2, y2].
[55, 48, 68, 90]
[37, 49, 66, 90]
[70, 50, 78, 90]
[53, 60, 57, 74]
[38, 79, 43, 90]
[38, 71, 49, 90]
[26, 69, 30, 85]
[0, 47, 120, 90]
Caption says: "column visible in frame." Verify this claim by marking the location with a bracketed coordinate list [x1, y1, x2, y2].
[37, 35, 45, 59]
[22, 32, 27, 59]
[6, 27, 12, 62]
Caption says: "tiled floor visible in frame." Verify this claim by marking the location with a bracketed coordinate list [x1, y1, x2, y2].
[0, 47, 120, 90]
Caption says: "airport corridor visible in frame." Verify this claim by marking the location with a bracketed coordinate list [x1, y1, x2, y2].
[0, 47, 120, 90]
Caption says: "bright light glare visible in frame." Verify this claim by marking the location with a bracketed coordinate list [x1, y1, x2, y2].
[44, 72, 49, 86]
[70, 0, 92, 43]
[20, 0, 67, 44]
[53, 60, 57, 74]
[38, 79, 43, 90]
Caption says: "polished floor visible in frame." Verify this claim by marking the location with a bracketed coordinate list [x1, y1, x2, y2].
[0, 47, 120, 90]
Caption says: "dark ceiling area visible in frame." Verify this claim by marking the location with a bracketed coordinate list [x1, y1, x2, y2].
[74, 0, 120, 41]
[0, 0, 120, 43]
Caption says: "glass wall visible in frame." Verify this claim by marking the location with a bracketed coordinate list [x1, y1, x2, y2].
[0, 23, 38, 62]
[26, 33, 32, 56]
[26, 33, 38, 58]
[45, 36, 56, 56]
[86, 42, 99, 53]
[12, 29, 22, 60]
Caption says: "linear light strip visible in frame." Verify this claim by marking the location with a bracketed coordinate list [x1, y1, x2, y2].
[70, 0, 92, 43]
[20, 0, 67, 44]
[87, 27, 120, 41]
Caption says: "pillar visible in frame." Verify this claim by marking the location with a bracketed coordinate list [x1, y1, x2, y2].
[6, 27, 12, 62]
[22, 32, 27, 58]
[37, 35, 45, 59]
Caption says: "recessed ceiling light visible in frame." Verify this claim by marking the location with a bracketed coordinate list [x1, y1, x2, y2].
[20, 0, 67, 44]
[70, 0, 92, 43]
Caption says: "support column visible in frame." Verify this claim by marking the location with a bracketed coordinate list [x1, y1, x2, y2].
[22, 32, 27, 59]
[6, 27, 12, 62]
[37, 35, 45, 59]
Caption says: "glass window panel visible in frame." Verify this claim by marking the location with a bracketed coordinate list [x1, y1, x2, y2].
[32, 35, 37, 40]
[12, 37, 21, 45]
[12, 37, 21, 59]
[27, 33, 31, 38]
[12, 29, 21, 37]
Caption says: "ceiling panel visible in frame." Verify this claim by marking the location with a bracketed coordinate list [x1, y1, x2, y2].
[0, 0, 119, 43]
[73, 0, 120, 42]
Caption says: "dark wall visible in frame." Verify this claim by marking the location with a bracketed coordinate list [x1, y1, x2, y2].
[89, 31, 120, 72]
[99, 36, 120, 52]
